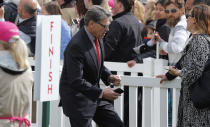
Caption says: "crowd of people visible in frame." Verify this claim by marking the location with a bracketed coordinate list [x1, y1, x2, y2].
[0, 0, 209, 126]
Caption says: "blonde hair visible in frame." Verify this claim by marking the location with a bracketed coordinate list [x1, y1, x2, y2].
[145, 1, 156, 23]
[0, 37, 29, 69]
[132, 0, 145, 23]
[101, 0, 111, 12]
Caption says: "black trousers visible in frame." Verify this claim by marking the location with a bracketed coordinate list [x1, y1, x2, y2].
[69, 101, 123, 127]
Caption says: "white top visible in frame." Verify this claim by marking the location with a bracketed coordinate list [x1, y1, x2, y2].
[159, 15, 190, 65]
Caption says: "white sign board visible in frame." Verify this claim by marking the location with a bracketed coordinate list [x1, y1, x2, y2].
[34, 15, 61, 101]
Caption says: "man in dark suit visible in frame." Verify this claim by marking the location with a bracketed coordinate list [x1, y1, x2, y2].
[59, 5, 124, 127]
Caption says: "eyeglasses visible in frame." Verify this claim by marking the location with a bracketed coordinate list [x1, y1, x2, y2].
[165, 8, 177, 14]
[186, 14, 192, 19]
[97, 22, 109, 29]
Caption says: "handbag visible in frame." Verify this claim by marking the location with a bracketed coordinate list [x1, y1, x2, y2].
[189, 35, 210, 109]
[189, 62, 210, 109]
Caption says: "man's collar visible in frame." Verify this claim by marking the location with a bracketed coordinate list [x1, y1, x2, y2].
[180, 15, 186, 20]
[112, 11, 131, 20]
[16, 15, 36, 25]
[18, 17, 27, 23]
[16, 15, 29, 24]
[84, 26, 95, 42]
[175, 15, 187, 27]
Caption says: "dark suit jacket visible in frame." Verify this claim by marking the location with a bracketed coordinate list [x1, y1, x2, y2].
[17, 16, 37, 55]
[59, 27, 112, 118]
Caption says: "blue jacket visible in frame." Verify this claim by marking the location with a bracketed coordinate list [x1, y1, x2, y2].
[60, 20, 71, 59]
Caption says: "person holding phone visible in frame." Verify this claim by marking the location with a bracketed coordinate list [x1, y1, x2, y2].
[154, 0, 190, 66]
[59, 6, 123, 127]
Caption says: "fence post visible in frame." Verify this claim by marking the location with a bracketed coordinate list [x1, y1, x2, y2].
[142, 58, 154, 127]
[129, 72, 138, 127]
[143, 58, 154, 77]
[172, 88, 180, 127]
[50, 100, 64, 127]
[153, 59, 168, 127]
[42, 101, 50, 127]
[115, 72, 124, 120]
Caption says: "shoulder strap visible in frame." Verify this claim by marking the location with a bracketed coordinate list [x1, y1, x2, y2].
[202, 35, 210, 71]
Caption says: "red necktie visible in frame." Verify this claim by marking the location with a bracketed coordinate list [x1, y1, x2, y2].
[95, 39, 100, 65]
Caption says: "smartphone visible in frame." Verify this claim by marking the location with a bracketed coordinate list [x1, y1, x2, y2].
[72, 19, 78, 25]
[114, 88, 124, 94]
[154, 30, 158, 41]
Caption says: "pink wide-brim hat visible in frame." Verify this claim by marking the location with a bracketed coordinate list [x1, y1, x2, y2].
[0, 21, 20, 43]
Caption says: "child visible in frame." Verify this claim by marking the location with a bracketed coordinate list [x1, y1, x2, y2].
[128, 25, 156, 67]
[139, 25, 156, 58]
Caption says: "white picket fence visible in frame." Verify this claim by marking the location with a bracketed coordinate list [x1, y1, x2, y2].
[29, 58, 181, 127]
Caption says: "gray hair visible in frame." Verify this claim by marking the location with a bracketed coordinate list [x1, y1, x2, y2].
[84, 5, 112, 25]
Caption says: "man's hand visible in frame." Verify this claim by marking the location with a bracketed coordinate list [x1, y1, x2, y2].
[154, 32, 161, 42]
[127, 60, 136, 68]
[156, 75, 168, 83]
[109, 75, 121, 86]
[0, 6, 4, 19]
[103, 87, 121, 101]
[159, 49, 167, 55]
[152, 32, 161, 44]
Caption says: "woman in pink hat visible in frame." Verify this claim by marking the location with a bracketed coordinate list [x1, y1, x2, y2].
[0, 21, 33, 127]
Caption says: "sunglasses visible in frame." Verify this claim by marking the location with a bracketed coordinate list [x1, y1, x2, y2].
[165, 8, 177, 14]
[186, 14, 192, 19]
[97, 22, 109, 29]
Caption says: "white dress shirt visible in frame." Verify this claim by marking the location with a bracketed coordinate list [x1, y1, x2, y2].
[159, 15, 190, 65]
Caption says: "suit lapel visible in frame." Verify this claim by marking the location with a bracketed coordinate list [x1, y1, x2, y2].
[89, 44, 100, 69]
[81, 28, 99, 69]
[99, 39, 104, 66]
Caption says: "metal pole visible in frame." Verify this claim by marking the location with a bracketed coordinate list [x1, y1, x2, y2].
[156, 43, 159, 59]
